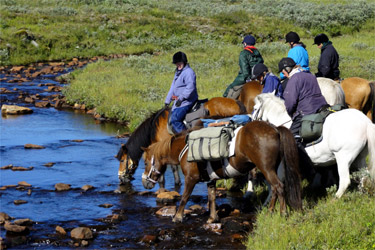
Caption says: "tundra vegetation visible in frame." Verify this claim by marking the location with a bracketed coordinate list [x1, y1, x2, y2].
[1, 0, 374, 248]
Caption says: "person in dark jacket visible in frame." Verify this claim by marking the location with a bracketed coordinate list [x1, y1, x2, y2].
[165, 51, 198, 133]
[223, 35, 264, 98]
[251, 63, 284, 98]
[278, 57, 327, 139]
[313, 33, 340, 80]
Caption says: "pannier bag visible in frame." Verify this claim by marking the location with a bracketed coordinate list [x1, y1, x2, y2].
[187, 126, 234, 162]
[226, 84, 243, 99]
[300, 104, 346, 143]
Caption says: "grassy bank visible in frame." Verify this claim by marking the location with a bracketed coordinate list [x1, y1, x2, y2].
[246, 191, 375, 249]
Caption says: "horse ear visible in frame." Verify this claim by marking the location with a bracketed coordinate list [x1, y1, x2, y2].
[141, 146, 148, 152]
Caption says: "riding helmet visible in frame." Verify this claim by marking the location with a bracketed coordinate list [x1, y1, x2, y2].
[278, 57, 296, 72]
[172, 51, 188, 64]
[251, 63, 268, 80]
[242, 35, 256, 45]
[313, 33, 329, 45]
[285, 31, 300, 43]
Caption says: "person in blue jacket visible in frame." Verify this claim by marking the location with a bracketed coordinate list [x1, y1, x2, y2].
[280, 32, 309, 81]
[164, 51, 198, 133]
[251, 63, 283, 98]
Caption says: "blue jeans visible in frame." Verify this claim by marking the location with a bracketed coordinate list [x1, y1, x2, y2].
[170, 105, 192, 133]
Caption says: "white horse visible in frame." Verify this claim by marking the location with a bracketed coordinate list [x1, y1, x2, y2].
[252, 93, 375, 198]
[317, 77, 346, 106]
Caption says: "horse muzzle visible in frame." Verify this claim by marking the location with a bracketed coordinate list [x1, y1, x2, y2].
[118, 171, 135, 184]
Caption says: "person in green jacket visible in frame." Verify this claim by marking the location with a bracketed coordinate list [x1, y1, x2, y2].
[223, 35, 264, 99]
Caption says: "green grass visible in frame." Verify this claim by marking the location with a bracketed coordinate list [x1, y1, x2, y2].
[246, 191, 375, 249]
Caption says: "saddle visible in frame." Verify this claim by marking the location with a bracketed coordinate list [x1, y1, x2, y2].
[167, 99, 209, 134]
[300, 104, 346, 146]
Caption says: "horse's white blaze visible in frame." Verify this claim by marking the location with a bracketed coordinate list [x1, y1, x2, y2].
[254, 92, 375, 198]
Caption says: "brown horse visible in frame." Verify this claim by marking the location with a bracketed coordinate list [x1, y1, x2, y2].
[239, 80, 263, 113]
[341, 77, 375, 123]
[142, 121, 302, 223]
[116, 97, 247, 186]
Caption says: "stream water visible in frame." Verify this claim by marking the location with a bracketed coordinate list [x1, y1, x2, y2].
[0, 66, 252, 249]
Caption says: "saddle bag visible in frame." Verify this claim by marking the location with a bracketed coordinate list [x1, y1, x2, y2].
[187, 126, 234, 162]
[226, 84, 243, 99]
[300, 104, 346, 143]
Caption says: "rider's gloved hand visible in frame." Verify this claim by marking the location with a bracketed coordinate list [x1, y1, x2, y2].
[175, 99, 182, 107]
[164, 103, 169, 109]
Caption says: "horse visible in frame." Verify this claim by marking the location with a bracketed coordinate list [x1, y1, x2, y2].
[116, 97, 247, 188]
[341, 77, 375, 123]
[142, 121, 302, 223]
[253, 93, 375, 198]
[317, 77, 346, 106]
[239, 80, 263, 113]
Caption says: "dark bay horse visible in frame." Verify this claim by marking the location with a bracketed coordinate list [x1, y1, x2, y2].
[142, 121, 302, 223]
[116, 97, 247, 187]
[341, 77, 375, 123]
[239, 80, 263, 113]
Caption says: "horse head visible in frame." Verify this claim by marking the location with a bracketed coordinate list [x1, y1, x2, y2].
[116, 144, 138, 184]
[141, 144, 166, 189]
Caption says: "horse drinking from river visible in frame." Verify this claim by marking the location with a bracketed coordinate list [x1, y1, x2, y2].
[116, 97, 247, 188]
[253, 93, 375, 198]
[142, 121, 302, 223]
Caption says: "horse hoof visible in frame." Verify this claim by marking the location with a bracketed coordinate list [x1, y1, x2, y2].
[172, 216, 183, 223]
[206, 217, 219, 224]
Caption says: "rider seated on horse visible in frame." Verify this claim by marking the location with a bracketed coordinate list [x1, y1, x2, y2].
[278, 57, 327, 142]
[164, 51, 198, 134]
[223, 35, 264, 98]
[251, 63, 284, 99]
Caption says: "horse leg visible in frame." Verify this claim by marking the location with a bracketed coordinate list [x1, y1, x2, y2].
[334, 154, 352, 198]
[157, 173, 167, 193]
[173, 177, 199, 223]
[171, 165, 181, 186]
[206, 180, 219, 223]
[263, 171, 286, 214]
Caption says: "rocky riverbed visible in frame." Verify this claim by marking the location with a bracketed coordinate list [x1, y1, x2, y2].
[1, 58, 257, 249]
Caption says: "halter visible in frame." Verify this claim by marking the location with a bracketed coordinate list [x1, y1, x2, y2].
[142, 156, 161, 184]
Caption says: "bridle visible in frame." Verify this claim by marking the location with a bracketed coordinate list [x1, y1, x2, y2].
[142, 156, 161, 184]
[120, 154, 136, 176]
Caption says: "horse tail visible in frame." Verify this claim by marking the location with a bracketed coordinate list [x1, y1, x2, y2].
[335, 83, 346, 107]
[278, 126, 302, 211]
[235, 100, 247, 114]
[366, 122, 375, 180]
[368, 82, 375, 123]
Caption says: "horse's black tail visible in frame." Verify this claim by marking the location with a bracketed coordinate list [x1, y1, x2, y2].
[369, 82, 375, 123]
[278, 126, 302, 211]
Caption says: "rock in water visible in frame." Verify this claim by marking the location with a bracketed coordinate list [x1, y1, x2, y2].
[1, 105, 33, 115]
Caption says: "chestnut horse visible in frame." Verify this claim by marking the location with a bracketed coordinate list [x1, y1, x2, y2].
[116, 97, 247, 187]
[341, 77, 375, 123]
[142, 121, 302, 223]
[239, 80, 263, 113]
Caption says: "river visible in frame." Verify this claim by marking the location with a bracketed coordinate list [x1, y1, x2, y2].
[0, 64, 252, 249]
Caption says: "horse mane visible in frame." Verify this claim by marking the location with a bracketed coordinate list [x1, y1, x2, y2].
[149, 131, 187, 161]
[117, 107, 169, 161]
[256, 93, 286, 113]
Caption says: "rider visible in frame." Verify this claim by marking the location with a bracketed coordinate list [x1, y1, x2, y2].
[165, 51, 198, 134]
[313, 33, 340, 81]
[278, 57, 327, 141]
[223, 35, 264, 98]
[280, 32, 309, 87]
[251, 63, 284, 98]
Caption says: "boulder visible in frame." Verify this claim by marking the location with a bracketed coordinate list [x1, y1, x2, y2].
[4, 222, 29, 234]
[0, 212, 11, 224]
[43, 162, 55, 167]
[70, 227, 93, 240]
[81, 185, 94, 192]
[14, 200, 28, 205]
[18, 181, 31, 187]
[11, 166, 33, 171]
[1, 164, 13, 170]
[99, 203, 113, 208]
[54, 183, 71, 191]
[155, 206, 176, 217]
[1, 105, 33, 115]
[56, 225, 66, 235]
[156, 191, 181, 204]
[24, 144, 45, 149]
[14, 218, 33, 226]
